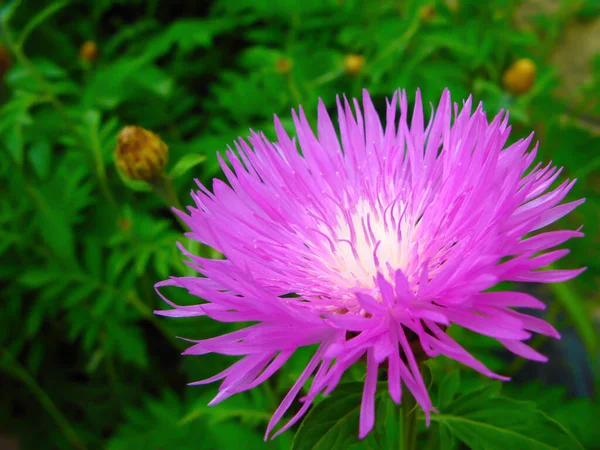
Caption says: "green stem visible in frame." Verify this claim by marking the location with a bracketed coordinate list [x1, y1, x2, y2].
[128, 291, 182, 349]
[149, 174, 188, 232]
[400, 390, 418, 450]
[0, 350, 87, 450]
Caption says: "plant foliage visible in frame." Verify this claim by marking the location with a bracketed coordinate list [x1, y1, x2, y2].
[0, 0, 598, 449]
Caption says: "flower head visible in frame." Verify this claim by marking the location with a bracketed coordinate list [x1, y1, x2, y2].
[156, 89, 584, 439]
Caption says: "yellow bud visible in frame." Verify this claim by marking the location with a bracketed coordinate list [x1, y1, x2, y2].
[502, 58, 537, 95]
[344, 54, 365, 76]
[115, 126, 168, 182]
[79, 41, 98, 64]
[0, 44, 13, 80]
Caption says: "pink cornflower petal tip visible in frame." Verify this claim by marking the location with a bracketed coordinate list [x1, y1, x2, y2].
[156, 88, 584, 439]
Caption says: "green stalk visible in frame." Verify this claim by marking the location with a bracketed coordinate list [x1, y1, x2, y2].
[127, 291, 182, 349]
[400, 390, 418, 450]
[149, 174, 188, 232]
[0, 350, 87, 450]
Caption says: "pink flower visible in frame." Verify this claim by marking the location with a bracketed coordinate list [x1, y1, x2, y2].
[156, 89, 584, 439]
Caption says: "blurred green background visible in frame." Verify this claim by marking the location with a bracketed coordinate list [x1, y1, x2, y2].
[0, 0, 599, 449]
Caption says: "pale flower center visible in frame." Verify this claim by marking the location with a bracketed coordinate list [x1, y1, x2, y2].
[318, 199, 416, 291]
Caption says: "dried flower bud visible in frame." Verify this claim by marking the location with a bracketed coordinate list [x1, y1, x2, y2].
[115, 126, 168, 182]
[79, 41, 98, 64]
[275, 57, 293, 74]
[344, 54, 365, 76]
[419, 5, 437, 21]
[502, 58, 537, 95]
[0, 44, 13, 80]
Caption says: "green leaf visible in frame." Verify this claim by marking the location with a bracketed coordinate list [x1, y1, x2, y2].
[83, 238, 103, 279]
[438, 370, 460, 408]
[64, 283, 97, 308]
[19, 269, 57, 287]
[450, 381, 502, 415]
[28, 139, 51, 179]
[181, 392, 271, 427]
[132, 65, 173, 97]
[145, 18, 237, 58]
[105, 322, 149, 369]
[26, 185, 75, 263]
[433, 389, 583, 450]
[108, 390, 269, 450]
[169, 153, 207, 180]
[504, 382, 600, 448]
[16, 0, 70, 49]
[292, 382, 385, 450]
[0, 0, 20, 24]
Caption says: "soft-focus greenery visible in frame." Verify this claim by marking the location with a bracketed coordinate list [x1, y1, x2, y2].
[0, 0, 599, 449]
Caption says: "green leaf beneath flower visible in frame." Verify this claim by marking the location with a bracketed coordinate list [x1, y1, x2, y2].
[433, 383, 583, 450]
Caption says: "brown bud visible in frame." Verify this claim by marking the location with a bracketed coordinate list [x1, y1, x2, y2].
[79, 41, 98, 64]
[275, 57, 293, 74]
[502, 58, 537, 95]
[118, 218, 132, 232]
[419, 5, 437, 22]
[115, 126, 168, 182]
[344, 54, 365, 76]
[0, 44, 13, 80]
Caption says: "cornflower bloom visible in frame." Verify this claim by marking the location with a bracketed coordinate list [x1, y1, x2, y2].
[156, 89, 584, 439]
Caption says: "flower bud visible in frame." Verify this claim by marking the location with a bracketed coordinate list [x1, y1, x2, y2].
[419, 5, 437, 22]
[502, 58, 537, 95]
[445, 0, 459, 12]
[115, 126, 168, 182]
[0, 44, 13, 80]
[344, 54, 365, 76]
[79, 41, 98, 64]
[118, 217, 132, 232]
[275, 57, 293, 74]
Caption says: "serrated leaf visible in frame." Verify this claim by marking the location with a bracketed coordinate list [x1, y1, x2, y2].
[92, 292, 115, 317]
[450, 382, 502, 415]
[105, 322, 148, 368]
[434, 389, 583, 450]
[292, 382, 386, 450]
[145, 18, 236, 58]
[438, 370, 460, 408]
[64, 283, 97, 308]
[182, 392, 271, 427]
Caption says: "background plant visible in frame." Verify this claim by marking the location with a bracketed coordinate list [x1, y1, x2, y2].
[0, 0, 598, 449]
